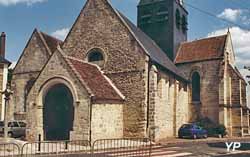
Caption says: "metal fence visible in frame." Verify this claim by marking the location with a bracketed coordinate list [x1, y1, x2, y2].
[0, 143, 20, 157]
[21, 140, 91, 157]
[0, 138, 151, 157]
[92, 138, 152, 157]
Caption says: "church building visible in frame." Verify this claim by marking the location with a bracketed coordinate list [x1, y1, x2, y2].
[9, 0, 249, 142]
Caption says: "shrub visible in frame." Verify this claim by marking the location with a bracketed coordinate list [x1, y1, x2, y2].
[196, 117, 227, 137]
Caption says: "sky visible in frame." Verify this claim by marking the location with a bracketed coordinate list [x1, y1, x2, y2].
[0, 0, 250, 76]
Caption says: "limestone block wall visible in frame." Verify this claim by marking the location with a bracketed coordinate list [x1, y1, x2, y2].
[26, 51, 90, 141]
[61, 0, 148, 137]
[149, 65, 189, 140]
[231, 108, 242, 136]
[91, 104, 123, 142]
[11, 72, 39, 115]
[176, 82, 189, 134]
[176, 59, 222, 123]
[11, 30, 51, 115]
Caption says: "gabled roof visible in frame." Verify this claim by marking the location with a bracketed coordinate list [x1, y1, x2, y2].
[0, 56, 11, 65]
[40, 31, 63, 54]
[175, 35, 227, 64]
[117, 11, 187, 81]
[64, 56, 125, 102]
[13, 29, 62, 74]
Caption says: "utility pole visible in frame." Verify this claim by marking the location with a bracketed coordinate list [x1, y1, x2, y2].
[1, 86, 13, 139]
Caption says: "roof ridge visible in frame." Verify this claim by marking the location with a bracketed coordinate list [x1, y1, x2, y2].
[182, 34, 228, 45]
[175, 33, 228, 64]
[39, 31, 63, 43]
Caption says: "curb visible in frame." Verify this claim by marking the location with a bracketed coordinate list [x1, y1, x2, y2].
[158, 137, 250, 146]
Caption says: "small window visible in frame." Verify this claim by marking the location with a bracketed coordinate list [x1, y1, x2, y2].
[87, 49, 105, 67]
[88, 51, 104, 62]
[192, 72, 201, 102]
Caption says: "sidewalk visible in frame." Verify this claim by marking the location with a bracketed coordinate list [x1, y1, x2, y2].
[0, 137, 27, 146]
[158, 137, 250, 146]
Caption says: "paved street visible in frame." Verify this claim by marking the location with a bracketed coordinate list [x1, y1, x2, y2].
[2, 137, 250, 156]
[150, 143, 250, 157]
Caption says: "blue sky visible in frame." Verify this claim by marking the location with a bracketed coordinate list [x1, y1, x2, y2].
[0, 0, 250, 73]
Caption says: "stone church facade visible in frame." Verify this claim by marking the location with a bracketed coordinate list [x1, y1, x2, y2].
[9, 0, 249, 142]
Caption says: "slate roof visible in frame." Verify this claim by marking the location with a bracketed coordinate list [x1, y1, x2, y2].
[0, 56, 11, 65]
[175, 35, 227, 64]
[40, 31, 63, 53]
[117, 11, 187, 81]
[65, 56, 125, 102]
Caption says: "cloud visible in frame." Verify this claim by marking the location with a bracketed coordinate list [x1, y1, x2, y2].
[0, 0, 47, 6]
[51, 28, 70, 41]
[217, 8, 243, 22]
[208, 27, 250, 83]
[208, 27, 250, 58]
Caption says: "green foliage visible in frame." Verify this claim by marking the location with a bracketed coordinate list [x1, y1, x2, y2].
[196, 117, 227, 137]
[7, 69, 13, 87]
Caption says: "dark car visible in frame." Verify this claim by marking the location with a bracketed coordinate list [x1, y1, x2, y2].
[178, 124, 208, 139]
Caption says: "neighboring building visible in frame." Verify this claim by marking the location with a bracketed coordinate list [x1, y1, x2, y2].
[175, 32, 249, 136]
[0, 32, 11, 121]
[9, 0, 249, 142]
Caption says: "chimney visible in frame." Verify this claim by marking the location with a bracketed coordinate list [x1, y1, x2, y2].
[0, 32, 6, 58]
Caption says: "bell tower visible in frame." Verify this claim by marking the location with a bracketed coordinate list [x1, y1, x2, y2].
[137, 0, 188, 61]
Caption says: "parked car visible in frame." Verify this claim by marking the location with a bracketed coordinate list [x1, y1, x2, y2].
[0, 121, 26, 138]
[178, 124, 208, 139]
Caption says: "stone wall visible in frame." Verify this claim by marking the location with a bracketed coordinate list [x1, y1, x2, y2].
[91, 103, 123, 142]
[148, 65, 189, 141]
[62, 0, 148, 137]
[11, 30, 51, 115]
[176, 59, 222, 123]
[26, 51, 90, 141]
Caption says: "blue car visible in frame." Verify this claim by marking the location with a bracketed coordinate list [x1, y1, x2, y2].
[178, 124, 208, 139]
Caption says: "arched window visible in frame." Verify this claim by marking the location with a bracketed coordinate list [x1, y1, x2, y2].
[175, 9, 181, 29]
[192, 72, 200, 102]
[87, 49, 105, 67]
[181, 15, 188, 33]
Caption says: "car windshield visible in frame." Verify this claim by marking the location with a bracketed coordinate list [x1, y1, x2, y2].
[19, 122, 26, 127]
[181, 124, 193, 129]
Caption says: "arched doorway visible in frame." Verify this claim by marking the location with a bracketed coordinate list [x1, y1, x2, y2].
[43, 83, 74, 141]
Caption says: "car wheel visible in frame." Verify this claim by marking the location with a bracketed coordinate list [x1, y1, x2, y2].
[193, 134, 197, 139]
[8, 132, 13, 138]
[203, 134, 208, 139]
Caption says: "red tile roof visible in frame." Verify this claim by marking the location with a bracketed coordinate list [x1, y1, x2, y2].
[65, 57, 124, 102]
[175, 35, 227, 64]
[40, 31, 63, 53]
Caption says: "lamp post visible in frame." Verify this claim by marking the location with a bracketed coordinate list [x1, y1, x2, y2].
[1, 86, 13, 139]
